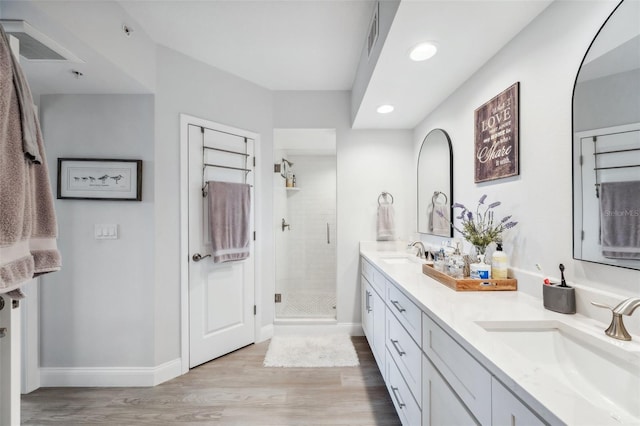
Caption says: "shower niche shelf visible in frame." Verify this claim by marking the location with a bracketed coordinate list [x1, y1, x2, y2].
[286, 187, 301, 192]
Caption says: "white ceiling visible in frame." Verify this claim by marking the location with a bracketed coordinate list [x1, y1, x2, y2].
[1, 0, 554, 129]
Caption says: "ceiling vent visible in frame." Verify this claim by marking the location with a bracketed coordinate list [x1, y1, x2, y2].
[367, 3, 379, 58]
[0, 19, 83, 62]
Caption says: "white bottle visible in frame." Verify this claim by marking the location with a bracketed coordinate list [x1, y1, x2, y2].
[491, 243, 508, 279]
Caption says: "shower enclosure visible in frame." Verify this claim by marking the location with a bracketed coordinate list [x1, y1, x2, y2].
[274, 129, 336, 320]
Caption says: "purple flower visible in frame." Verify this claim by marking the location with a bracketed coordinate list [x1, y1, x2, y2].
[488, 201, 501, 209]
[452, 202, 466, 209]
[504, 221, 518, 229]
[467, 211, 473, 221]
[478, 194, 487, 204]
[501, 215, 512, 223]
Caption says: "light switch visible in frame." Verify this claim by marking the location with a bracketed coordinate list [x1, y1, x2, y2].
[94, 224, 118, 240]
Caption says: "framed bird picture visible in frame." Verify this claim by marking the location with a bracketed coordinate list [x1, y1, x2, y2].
[57, 158, 142, 201]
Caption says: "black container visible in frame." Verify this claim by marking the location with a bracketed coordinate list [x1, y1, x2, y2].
[542, 284, 576, 314]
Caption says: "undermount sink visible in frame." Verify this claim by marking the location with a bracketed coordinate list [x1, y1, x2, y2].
[379, 254, 427, 265]
[476, 320, 640, 420]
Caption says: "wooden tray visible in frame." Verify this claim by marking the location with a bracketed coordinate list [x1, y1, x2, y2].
[422, 264, 517, 291]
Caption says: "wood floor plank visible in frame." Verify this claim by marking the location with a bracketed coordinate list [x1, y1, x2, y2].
[22, 336, 401, 425]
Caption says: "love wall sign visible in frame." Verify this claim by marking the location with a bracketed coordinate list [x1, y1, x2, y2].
[474, 82, 519, 183]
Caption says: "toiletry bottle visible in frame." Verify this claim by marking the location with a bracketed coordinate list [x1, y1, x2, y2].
[491, 243, 508, 279]
[292, 174, 296, 187]
[448, 241, 464, 278]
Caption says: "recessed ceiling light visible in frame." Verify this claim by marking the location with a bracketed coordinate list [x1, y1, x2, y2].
[377, 104, 394, 114]
[409, 42, 438, 61]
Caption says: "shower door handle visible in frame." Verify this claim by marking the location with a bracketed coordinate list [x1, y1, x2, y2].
[327, 223, 330, 244]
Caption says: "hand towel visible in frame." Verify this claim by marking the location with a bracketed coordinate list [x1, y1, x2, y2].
[599, 181, 640, 260]
[377, 203, 395, 241]
[0, 26, 62, 295]
[432, 204, 450, 236]
[208, 181, 251, 263]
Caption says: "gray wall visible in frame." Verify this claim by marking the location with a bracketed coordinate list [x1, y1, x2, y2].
[154, 46, 275, 364]
[413, 0, 640, 308]
[574, 68, 640, 132]
[40, 94, 155, 367]
[274, 91, 413, 324]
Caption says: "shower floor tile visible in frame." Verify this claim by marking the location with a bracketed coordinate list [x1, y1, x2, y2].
[275, 289, 336, 319]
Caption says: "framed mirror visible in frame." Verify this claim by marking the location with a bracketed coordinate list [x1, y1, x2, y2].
[572, 0, 640, 270]
[417, 128, 453, 237]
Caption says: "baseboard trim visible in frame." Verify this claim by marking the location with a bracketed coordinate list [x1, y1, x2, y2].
[258, 323, 274, 343]
[40, 358, 182, 387]
[274, 322, 363, 336]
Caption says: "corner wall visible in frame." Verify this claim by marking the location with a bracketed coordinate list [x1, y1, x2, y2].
[274, 91, 414, 325]
[154, 46, 275, 364]
[413, 1, 639, 333]
[39, 94, 155, 369]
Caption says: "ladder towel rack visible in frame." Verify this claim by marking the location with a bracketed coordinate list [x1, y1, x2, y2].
[195, 125, 253, 197]
[592, 136, 640, 198]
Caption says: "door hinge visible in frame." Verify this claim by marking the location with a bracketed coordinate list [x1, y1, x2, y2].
[275, 293, 282, 303]
[200, 126, 205, 134]
[579, 155, 583, 166]
[253, 305, 257, 316]
[581, 230, 585, 240]
[253, 231, 256, 241]
[253, 157, 256, 167]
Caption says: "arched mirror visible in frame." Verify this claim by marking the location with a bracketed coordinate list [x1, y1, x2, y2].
[417, 129, 453, 237]
[572, 0, 640, 270]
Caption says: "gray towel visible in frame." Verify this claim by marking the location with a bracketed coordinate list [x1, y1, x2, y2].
[208, 181, 251, 263]
[1, 25, 61, 295]
[377, 203, 395, 241]
[0, 25, 41, 164]
[599, 181, 640, 260]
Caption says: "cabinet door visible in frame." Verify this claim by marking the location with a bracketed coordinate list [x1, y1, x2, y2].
[361, 277, 372, 339]
[492, 378, 545, 426]
[372, 288, 386, 372]
[423, 354, 479, 426]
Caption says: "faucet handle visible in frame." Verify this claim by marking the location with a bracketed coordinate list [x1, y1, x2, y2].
[591, 301, 613, 311]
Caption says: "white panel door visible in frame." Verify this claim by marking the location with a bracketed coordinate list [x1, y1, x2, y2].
[188, 122, 255, 368]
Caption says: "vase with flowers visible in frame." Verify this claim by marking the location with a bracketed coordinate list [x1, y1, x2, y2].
[441, 194, 518, 263]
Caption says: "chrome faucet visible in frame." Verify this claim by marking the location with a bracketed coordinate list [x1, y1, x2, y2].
[408, 241, 426, 258]
[591, 297, 640, 341]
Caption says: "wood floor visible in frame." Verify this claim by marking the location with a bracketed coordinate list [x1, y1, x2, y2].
[21, 336, 401, 425]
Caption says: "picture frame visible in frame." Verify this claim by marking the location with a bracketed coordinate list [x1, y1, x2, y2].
[474, 82, 520, 183]
[57, 158, 142, 201]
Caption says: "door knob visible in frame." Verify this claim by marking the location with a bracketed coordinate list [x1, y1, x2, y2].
[192, 253, 212, 262]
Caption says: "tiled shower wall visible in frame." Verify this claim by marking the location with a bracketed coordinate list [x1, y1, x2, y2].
[280, 155, 336, 293]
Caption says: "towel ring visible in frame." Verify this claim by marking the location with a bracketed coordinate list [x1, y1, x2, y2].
[432, 191, 447, 205]
[378, 192, 394, 205]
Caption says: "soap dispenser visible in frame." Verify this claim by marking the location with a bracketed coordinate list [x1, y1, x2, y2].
[491, 242, 508, 279]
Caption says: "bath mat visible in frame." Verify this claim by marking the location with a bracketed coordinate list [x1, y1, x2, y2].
[263, 334, 359, 368]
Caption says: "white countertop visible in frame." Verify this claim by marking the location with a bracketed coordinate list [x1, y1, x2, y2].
[360, 245, 640, 426]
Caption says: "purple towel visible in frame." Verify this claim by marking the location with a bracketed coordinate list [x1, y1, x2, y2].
[207, 181, 251, 263]
[600, 181, 640, 260]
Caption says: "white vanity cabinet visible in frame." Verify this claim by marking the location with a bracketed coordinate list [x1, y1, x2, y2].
[422, 354, 479, 426]
[492, 378, 545, 426]
[361, 259, 385, 373]
[360, 255, 547, 426]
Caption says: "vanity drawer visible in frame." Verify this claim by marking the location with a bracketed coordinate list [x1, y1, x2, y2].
[422, 314, 491, 426]
[387, 307, 421, 406]
[386, 348, 421, 426]
[361, 258, 374, 283]
[361, 258, 386, 295]
[386, 283, 421, 344]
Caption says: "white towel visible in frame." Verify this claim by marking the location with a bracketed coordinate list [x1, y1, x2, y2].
[208, 181, 251, 263]
[599, 181, 640, 260]
[432, 204, 450, 236]
[377, 204, 395, 241]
